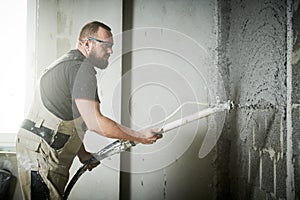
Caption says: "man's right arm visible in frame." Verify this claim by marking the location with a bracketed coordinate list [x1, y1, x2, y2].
[75, 98, 161, 144]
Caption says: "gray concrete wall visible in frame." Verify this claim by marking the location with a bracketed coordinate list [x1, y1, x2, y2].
[218, 0, 299, 199]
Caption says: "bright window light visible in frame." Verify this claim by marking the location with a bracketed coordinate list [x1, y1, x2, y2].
[0, 1, 27, 136]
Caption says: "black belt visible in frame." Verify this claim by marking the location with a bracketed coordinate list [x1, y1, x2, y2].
[21, 119, 70, 150]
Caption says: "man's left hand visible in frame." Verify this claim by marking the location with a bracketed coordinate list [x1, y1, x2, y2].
[77, 144, 101, 171]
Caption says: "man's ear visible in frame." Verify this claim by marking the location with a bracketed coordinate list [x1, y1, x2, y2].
[85, 40, 90, 50]
[84, 39, 93, 54]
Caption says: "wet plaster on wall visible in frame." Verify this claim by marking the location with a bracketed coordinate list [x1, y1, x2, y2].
[222, 0, 288, 199]
[213, 0, 232, 198]
[292, 0, 300, 197]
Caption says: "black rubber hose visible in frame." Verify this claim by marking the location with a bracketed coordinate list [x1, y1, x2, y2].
[63, 157, 98, 200]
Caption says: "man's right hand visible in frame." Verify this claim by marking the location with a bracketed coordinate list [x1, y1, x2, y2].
[138, 128, 163, 144]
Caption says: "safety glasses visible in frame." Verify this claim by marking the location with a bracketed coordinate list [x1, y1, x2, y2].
[88, 37, 113, 49]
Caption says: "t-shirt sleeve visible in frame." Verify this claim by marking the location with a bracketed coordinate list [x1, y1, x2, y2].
[71, 59, 100, 102]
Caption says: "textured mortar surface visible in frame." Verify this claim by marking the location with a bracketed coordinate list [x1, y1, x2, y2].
[222, 0, 288, 199]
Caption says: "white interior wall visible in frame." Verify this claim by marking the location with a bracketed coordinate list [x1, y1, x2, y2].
[123, 0, 218, 199]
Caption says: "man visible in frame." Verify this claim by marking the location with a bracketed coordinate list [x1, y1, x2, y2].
[16, 21, 162, 200]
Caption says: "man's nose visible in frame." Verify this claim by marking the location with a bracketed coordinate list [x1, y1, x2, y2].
[107, 47, 113, 54]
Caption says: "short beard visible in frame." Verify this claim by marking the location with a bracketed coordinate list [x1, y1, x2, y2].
[87, 53, 108, 69]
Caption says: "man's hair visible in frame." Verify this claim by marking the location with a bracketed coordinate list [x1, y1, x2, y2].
[78, 21, 111, 41]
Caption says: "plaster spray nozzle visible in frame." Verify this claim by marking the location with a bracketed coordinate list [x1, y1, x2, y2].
[215, 100, 235, 111]
[229, 100, 235, 111]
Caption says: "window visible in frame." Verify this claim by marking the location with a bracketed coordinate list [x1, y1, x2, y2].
[0, 1, 27, 149]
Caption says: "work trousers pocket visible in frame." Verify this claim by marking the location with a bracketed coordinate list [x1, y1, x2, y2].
[17, 130, 42, 172]
[38, 140, 69, 196]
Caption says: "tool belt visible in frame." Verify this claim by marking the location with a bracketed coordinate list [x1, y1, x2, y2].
[21, 119, 70, 150]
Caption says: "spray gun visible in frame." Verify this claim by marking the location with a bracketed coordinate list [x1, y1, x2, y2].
[63, 100, 234, 199]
